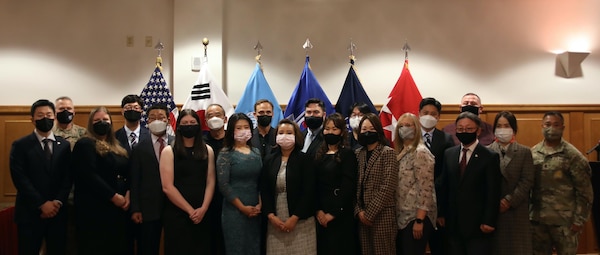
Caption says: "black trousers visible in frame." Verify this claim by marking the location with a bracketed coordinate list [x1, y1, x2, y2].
[17, 211, 67, 255]
[447, 233, 492, 255]
[396, 217, 434, 255]
[137, 219, 162, 255]
[428, 223, 447, 255]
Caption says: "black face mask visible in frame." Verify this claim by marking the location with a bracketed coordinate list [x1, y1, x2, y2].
[323, 134, 342, 145]
[461, 105, 480, 116]
[93, 121, 111, 136]
[257, 115, 272, 127]
[305, 116, 323, 130]
[358, 131, 379, 146]
[56, 111, 74, 124]
[35, 117, 54, 132]
[179, 125, 200, 138]
[124, 110, 142, 122]
[456, 132, 477, 145]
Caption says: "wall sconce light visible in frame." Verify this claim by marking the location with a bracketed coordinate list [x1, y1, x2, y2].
[555, 51, 590, 78]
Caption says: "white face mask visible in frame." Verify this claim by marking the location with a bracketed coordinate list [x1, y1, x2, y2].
[494, 128, 514, 143]
[148, 120, 167, 135]
[234, 129, 252, 143]
[419, 115, 438, 129]
[207, 117, 224, 130]
[349, 116, 361, 130]
[398, 126, 415, 140]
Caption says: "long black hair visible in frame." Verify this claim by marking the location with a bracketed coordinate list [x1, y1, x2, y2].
[173, 109, 208, 160]
[315, 113, 348, 162]
[223, 113, 253, 151]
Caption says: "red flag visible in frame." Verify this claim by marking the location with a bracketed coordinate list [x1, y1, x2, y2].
[379, 60, 423, 144]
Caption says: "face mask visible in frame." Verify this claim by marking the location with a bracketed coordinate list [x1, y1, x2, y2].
[56, 111, 74, 124]
[148, 120, 167, 135]
[542, 127, 562, 141]
[456, 132, 477, 145]
[419, 115, 438, 129]
[124, 110, 142, 122]
[349, 116, 361, 130]
[398, 126, 415, 140]
[179, 125, 200, 138]
[305, 116, 323, 130]
[257, 115, 272, 127]
[35, 117, 54, 132]
[234, 129, 252, 143]
[323, 134, 342, 145]
[461, 105, 480, 116]
[93, 121, 111, 136]
[207, 117, 224, 130]
[494, 128, 513, 143]
[358, 131, 379, 146]
[276, 134, 296, 150]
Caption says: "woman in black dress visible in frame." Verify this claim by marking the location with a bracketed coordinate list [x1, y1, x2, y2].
[72, 106, 130, 255]
[160, 109, 216, 255]
[314, 113, 358, 255]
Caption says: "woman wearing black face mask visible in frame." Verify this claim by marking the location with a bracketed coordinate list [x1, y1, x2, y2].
[71, 106, 130, 254]
[354, 113, 399, 255]
[160, 109, 216, 255]
[313, 113, 358, 255]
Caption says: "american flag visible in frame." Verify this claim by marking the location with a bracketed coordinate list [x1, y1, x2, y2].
[140, 66, 179, 136]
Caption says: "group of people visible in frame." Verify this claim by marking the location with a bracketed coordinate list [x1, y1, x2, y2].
[9, 92, 593, 255]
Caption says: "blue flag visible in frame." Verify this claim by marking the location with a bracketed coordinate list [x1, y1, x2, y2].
[140, 66, 179, 136]
[235, 63, 284, 128]
[334, 60, 377, 118]
[284, 56, 335, 130]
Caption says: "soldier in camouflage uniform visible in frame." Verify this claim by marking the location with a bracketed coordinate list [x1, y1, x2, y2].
[53, 96, 87, 150]
[530, 111, 593, 255]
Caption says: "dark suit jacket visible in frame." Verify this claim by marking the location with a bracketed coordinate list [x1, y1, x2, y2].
[115, 126, 151, 155]
[429, 128, 455, 181]
[261, 149, 315, 219]
[130, 134, 174, 221]
[315, 148, 357, 217]
[250, 127, 276, 159]
[302, 128, 323, 159]
[439, 143, 501, 239]
[10, 133, 72, 223]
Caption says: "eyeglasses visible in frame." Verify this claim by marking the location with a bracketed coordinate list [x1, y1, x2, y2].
[456, 127, 478, 133]
[123, 105, 142, 111]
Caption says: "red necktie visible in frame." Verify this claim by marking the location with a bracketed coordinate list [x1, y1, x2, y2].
[158, 137, 165, 158]
[460, 148, 468, 175]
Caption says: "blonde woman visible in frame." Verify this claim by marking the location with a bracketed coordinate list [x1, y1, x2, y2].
[394, 113, 436, 255]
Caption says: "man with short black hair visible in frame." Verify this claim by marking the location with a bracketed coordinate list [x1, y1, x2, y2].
[10, 99, 72, 255]
[251, 99, 277, 159]
[302, 98, 326, 158]
[116, 94, 151, 154]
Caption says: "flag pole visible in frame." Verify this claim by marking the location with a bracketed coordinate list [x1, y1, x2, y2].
[154, 40, 165, 71]
[402, 40, 411, 61]
[254, 41, 263, 69]
[203, 37, 210, 60]
[303, 38, 313, 57]
[348, 39, 357, 65]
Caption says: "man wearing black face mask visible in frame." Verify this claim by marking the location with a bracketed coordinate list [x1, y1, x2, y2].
[114, 94, 151, 254]
[53, 96, 87, 151]
[250, 99, 277, 159]
[10, 99, 72, 255]
[302, 98, 326, 158]
[437, 112, 501, 255]
[442, 93, 495, 146]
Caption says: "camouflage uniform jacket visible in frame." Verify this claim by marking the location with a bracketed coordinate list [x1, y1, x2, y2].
[530, 139, 593, 226]
[53, 124, 87, 150]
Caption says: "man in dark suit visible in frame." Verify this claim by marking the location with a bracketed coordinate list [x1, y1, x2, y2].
[301, 98, 326, 158]
[130, 104, 174, 255]
[250, 99, 277, 159]
[418, 97, 455, 255]
[438, 112, 501, 255]
[115, 94, 151, 154]
[114, 94, 150, 254]
[10, 99, 72, 255]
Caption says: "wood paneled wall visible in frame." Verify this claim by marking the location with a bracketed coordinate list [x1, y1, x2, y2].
[1, 104, 599, 253]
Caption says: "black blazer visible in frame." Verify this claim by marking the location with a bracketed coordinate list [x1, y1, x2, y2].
[115, 126, 151, 155]
[250, 127, 277, 159]
[429, 128, 455, 180]
[261, 149, 315, 219]
[302, 129, 323, 159]
[129, 135, 174, 221]
[438, 143, 501, 239]
[10, 133, 72, 223]
[315, 148, 357, 217]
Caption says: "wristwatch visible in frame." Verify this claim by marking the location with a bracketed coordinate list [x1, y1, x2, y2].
[415, 218, 424, 224]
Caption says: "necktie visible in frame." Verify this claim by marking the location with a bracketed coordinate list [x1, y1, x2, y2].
[424, 133, 432, 149]
[158, 137, 165, 159]
[460, 148, 469, 175]
[302, 132, 314, 153]
[42, 138, 52, 160]
[129, 132, 137, 148]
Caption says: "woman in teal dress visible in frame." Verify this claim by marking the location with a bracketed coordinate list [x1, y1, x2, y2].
[217, 113, 262, 255]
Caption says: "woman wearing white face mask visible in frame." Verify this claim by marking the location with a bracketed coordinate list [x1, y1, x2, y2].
[393, 113, 436, 255]
[215, 113, 262, 255]
[261, 119, 317, 255]
[487, 111, 534, 255]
